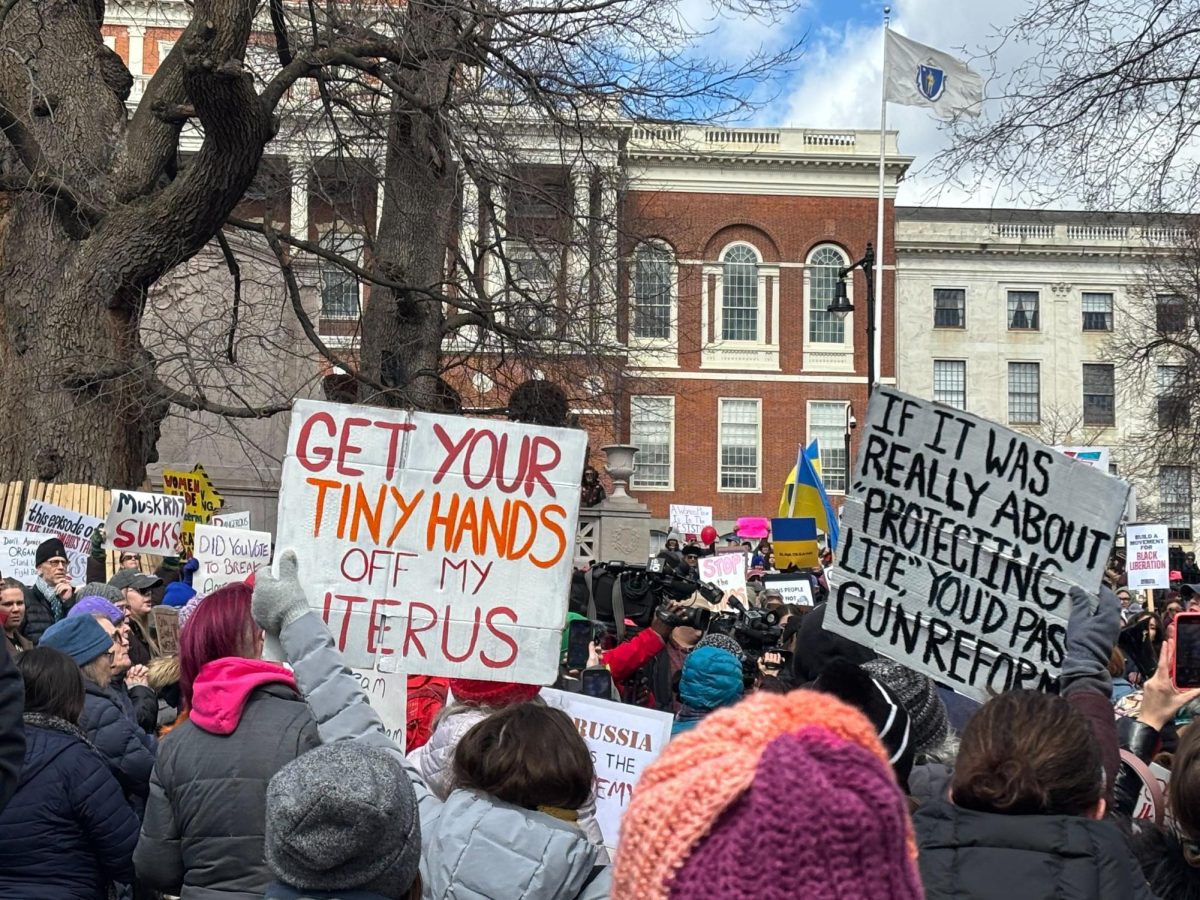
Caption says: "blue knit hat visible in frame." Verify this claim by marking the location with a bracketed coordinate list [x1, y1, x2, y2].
[162, 581, 197, 608]
[680, 646, 744, 712]
[67, 596, 124, 624]
[40, 615, 112, 666]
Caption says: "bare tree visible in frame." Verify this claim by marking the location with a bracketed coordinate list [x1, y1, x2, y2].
[0, 0, 800, 487]
[932, 0, 1200, 209]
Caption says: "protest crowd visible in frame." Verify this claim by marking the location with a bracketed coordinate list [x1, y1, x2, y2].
[0, 393, 1197, 900]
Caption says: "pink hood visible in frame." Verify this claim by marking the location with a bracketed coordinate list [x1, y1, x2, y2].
[190, 657, 299, 735]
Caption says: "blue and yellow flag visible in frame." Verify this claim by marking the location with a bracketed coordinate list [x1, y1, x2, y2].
[777, 440, 840, 551]
[771, 517, 820, 569]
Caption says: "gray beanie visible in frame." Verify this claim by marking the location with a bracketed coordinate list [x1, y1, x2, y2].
[79, 582, 122, 605]
[862, 658, 949, 757]
[696, 632, 745, 662]
[265, 743, 421, 896]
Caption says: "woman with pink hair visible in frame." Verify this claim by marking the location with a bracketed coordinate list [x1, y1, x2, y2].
[134, 583, 319, 899]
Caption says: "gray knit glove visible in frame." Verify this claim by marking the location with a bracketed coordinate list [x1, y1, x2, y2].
[1061, 583, 1121, 694]
[252, 550, 310, 637]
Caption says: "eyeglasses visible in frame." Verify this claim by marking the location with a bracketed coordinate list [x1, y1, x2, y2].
[121, 555, 141, 563]
[43, 559, 67, 568]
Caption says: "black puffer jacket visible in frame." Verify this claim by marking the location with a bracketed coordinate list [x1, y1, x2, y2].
[916, 799, 1158, 900]
[134, 657, 320, 899]
[79, 680, 156, 817]
[21, 580, 68, 644]
[0, 716, 139, 899]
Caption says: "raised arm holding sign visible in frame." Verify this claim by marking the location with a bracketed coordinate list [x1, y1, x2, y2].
[823, 387, 1129, 701]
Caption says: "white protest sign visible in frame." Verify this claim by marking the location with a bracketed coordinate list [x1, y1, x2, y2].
[698, 552, 748, 607]
[540, 687, 673, 849]
[104, 491, 185, 555]
[669, 505, 712, 535]
[0, 531, 45, 584]
[350, 667, 407, 752]
[824, 387, 1129, 702]
[23, 500, 104, 583]
[211, 510, 252, 530]
[274, 399, 587, 682]
[1125, 524, 1170, 591]
[194, 523, 272, 594]
[761, 573, 814, 606]
[1055, 446, 1111, 473]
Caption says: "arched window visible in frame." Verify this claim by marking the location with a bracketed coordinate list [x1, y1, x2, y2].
[632, 242, 674, 340]
[808, 245, 847, 343]
[722, 244, 759, 341]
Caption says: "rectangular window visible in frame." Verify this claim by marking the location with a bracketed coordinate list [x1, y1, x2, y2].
[1007, 291, 1040, 330]
[719, 399, 760, 491]
[632, 245, 672, 340]
[808, 402, 848, 492]
[1160, 466, 1193, 541]
[1008, 362, 1040, 423]
[933, 360, 967, 410]
[630, 397, 673, 489]
[1157, 294, 1186, 333]
[1081, 292, 1113, 331]
[1082, 364, 1115, 426]
[319, 230, 363, 319]
[1158, 365, 1190, 428]
[933, 288, 965, 328]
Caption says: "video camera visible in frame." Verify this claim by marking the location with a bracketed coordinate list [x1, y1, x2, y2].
[570, 552, 722, 634]
[707, 597, 786, 670]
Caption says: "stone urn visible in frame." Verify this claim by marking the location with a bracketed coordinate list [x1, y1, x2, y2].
[600, 444, 639, 505]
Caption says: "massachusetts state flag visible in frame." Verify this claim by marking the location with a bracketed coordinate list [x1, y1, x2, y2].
[884, 30, 983, 120]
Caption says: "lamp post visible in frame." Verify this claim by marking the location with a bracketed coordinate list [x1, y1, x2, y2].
[843, 403, 856, 491]
[827, 242, 877, 395]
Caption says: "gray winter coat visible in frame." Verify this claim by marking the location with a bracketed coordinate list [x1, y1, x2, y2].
[279, 613, 612, 900]
[134, 664, 320, 899]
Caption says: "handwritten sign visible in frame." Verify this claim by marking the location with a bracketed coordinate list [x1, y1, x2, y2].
[761, 573, 814, 606]
[194, 524, 272, 594]
[152, 606, 181, 655]
[1126, 524, 1170, 591]
[273, 399, 587, 682]
[23, 500, 103, 583]
[211, 510, 251, 530]
[162, 466, 222, 556]
[540, 687, 673, 849]
[1132, 759, 1174, 829]
[0, 531, 45, 584]
[350, 667, 407, 752]
[669, 505, 712, 535]
[697, 552, 748, 608]
[104, 491, 185, 556]
[824, 387, 1129, 702]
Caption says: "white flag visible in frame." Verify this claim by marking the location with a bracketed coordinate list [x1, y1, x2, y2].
[884, 30, 983, 119]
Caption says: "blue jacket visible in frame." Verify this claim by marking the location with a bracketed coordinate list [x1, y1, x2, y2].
[79, 680, 156, 817]
[0, 719, 139, 899]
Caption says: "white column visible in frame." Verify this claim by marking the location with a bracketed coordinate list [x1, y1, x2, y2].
[594, 170, 618, 345]
[128, 27, 145, 78]
[289, 162, 310, 239]
[568, 169, 591, 309]
[457, 174, 480, 344]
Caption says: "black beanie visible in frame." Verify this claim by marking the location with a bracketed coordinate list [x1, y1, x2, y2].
[35, 538, 68, 567]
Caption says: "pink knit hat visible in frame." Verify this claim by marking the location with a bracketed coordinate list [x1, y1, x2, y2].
[613, 690, 922, 900]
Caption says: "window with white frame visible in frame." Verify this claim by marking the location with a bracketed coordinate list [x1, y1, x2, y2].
[1158, 364, 1189, 428]
[1160, 465, 1193, 540]
[1008, 362, 1040, 423]
[1007, 291, 1040, 330]
[1157, 294, 1186, 333]
[721, 245, 758, 341]
[630, 396, 673, 489]
[632, 242, 673, 340]
[934, 288, 965, 328]
[933, 360, 967, 410]
[319, 229, 363, 319]
[1081, 292, 1113, 331]
[718, 399, 760, 490]
[103, 35, 117, 50]
[808, 246, 847, 343]
[157, 41, 175, 63]
[507, 244, 554, 335]
[1082, 364, 1115, 426]
[808, 401, 848, 492]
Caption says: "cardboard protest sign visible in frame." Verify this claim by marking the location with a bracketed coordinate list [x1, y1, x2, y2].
[104, 491, 185, 556]
[23, 500, 104, 583]
[194, 524, 272, 594]
[274, 399, 587, 682]
[824, 387, 1129, 702]
[350, 668, 407, 752]
[761, 573, 814, 606]
[211, 510, 251, 530]
[669, 505, 712, 535]
[1126, 524, 1170, 591]
[540, 688, 673, 849]
[772, 517, 820, 569]
[0, 531, 45, 584]
[152, 607, 181, 656]
[162, 466, 223, 556]
[697, 552, 748, 607]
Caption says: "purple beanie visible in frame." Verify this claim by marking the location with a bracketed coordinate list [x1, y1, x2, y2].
[67, 595, 124, 624]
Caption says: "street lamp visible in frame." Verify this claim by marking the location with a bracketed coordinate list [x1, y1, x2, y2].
[843, 403, 856, 491]
[827, 242, 877, 394]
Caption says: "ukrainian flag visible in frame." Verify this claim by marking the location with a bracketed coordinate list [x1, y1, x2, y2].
[777, 440, 840, 550]
[772, 516, 820, 569]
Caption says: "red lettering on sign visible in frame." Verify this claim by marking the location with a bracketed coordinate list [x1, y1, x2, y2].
[296, 412, 337, 473]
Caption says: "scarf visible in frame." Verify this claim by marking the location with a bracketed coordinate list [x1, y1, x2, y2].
[23, 712, 93, 748]
[35, 578, 64, 623]
[537, 805, 580, 823]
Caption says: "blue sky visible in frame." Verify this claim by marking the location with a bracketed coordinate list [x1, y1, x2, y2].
[689, 0, 1034, 204]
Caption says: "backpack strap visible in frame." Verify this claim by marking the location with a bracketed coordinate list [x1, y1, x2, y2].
[611, 575, 626, 641]
[584, 567, 598, 622]
[1120, 748, 1166, 826]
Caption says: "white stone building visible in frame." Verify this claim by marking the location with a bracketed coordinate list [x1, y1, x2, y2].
[895, 207, 1194, 549]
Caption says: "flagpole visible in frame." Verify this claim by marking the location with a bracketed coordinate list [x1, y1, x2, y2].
[874, 5, 890, 395]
